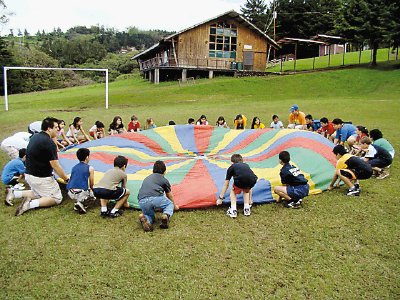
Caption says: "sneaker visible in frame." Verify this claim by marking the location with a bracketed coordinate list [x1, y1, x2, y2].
[5, 188, 14, 206]
[74, 202, 87, 214]
[293, 199, 303, 207]
[244, 207, 251, 216]
[13, 183, 25, 190]
[354, 183, 360, 190]
[377, 171, 389, 180]
[226, 207, 237, 218]
[284, 201, 300, 209]
[139, 213, 153, 232]
[346, 186, 360, 196]
[109, 210, 123, 218]
[15, 197, 31, 216]
[100, 210, 110, 217]
[160, 214, 170, 229]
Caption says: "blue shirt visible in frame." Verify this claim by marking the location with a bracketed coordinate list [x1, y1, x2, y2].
[67, 162, 90, 190]
[1, 158, 25, 185]
[335, 123, 357, 142]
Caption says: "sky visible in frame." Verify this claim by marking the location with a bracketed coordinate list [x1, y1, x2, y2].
[1, 0, 246, 35]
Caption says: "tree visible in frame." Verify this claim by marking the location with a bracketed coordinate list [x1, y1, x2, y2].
[0, 37, 13, 95]
[385, 1, 400, 49]
[336, 0, 391, 65]
[240, 0, 268, 30]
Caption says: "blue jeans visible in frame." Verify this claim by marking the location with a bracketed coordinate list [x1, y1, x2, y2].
[139, 196, 174, 224]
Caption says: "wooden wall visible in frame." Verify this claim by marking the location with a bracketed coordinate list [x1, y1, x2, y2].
[176, 19, 269, 71]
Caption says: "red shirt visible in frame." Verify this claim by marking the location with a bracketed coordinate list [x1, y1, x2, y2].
[318, 121, 335, 135]
[128, 121, 141, 132]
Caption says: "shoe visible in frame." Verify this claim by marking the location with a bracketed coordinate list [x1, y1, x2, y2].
[244, 207, 251, 216]
[5, 188, 14, 206]
[226, 207, 237, 218]
[346, 187, 360, 196]
[284, 201, 300, 209]
[100, 210, 109, 217]
[139, 213, 153, 232]
[13, 183, 25, 190]
[15, 197, 30, 216]
[293, 199, 303, 207]
[74, 202, 87, 214]
[109, 210, 123, 218]
[354, 183, 360, 190]
[377, 171, 389, 180]
[160, 214, 170, 229]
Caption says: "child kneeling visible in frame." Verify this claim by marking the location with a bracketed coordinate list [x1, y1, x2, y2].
[274, 151, 309, 208]
[92, 155, 130, 218]
[137, 160, 179, 232]
[217, 154, 258, 218]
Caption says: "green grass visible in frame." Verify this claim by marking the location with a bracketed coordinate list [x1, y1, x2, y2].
[0, 63, 399, 299]
[268, 48, 399, 72]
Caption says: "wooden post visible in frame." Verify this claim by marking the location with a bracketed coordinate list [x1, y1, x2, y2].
[154, 68, 159, 84]
[388, 43, 390, 61]
[172, 39, 178, 66]
[294, 42, 297, 73]
[342, 44, 345, 66]
[280, 56, 283, 73]
[182, 69, 187, 82]
[149, 70, 152, 82]
[209, 70, 213, 79]
[328, 45, 331, 67]
[312, 56, 315, 70]
[359, 43, 362, 64]
[396, 46, 399, 60]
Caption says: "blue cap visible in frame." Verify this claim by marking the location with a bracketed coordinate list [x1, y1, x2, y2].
[290, 104, 299, 112]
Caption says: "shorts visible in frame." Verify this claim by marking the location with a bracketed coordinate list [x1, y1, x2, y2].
[68, 189, 91, 202]
[25, 174, 63, 204]
[93, 187, 126, 200]
[287, 184, 309, 201]
[233, 184, 251, 194]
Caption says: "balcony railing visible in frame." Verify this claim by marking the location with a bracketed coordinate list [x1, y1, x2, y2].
[139, 56, 234, 71]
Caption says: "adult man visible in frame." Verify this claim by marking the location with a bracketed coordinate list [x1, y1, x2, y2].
[287, 104, 307, 130]
[6, 117, 70, 216]
[332, 118, 357, 146]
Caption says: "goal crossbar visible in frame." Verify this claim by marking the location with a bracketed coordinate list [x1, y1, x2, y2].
[3, 66, 109, 111]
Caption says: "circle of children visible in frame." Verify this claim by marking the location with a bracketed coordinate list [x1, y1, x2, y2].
[1, 104, 394, 232]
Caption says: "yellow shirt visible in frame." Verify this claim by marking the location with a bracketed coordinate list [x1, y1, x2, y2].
[234, 115, 247, 129]
[336, 153, 352, 170]
[289, 111, 306, 125]
[253, 123, 265, 129]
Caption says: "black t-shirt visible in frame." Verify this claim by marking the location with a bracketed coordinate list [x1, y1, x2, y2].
[26, 131, 58, 177]
[280, 163, 308, 186]
[226, 162, 258, 189]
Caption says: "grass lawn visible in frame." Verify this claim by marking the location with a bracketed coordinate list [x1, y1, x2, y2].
[0, 62, 399, 299]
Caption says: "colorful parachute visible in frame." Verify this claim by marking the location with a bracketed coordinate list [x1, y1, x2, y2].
[58, 126, 337, 209]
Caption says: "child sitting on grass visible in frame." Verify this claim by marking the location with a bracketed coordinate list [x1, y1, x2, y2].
[143, 117, 157, 130]
[89, 121, 106, 140]
[274, 151, 309, 208]
[93, 155, 130, 218]
[251, 117, 265, 129]
[66, 117, 91, 144]
[2, 148, 26, 206]
[128, 115, 141, 132]
[217, 154, 258, 218]
[359, 136, 393, 179]
[270, 115, 284, 129]
[328, 145, 372, 196]
[234, 114, 247, 129]
[66, 148, 95, 214]
[137, 160, 179, 232]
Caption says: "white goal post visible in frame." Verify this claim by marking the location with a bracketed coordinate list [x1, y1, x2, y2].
[3, 66, 109, 111]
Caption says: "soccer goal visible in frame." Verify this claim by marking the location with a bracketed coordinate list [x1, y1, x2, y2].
[2, 66, 109, 111]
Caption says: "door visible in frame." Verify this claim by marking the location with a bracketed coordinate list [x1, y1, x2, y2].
[243, 51, 254, 70]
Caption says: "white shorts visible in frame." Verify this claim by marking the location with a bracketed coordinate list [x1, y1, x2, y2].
[287, 124, 304, 130]
[25, 174, 63, 204]
[68, 189, 91, 203]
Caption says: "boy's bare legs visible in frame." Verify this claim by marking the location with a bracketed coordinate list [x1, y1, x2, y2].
[243, 191, 251, 216]
[114, 190, 130, 210]
[229, 189, 237, 210]
[273, 186, 291, 201]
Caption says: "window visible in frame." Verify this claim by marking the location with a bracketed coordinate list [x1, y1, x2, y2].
[209, 22, 237, 59]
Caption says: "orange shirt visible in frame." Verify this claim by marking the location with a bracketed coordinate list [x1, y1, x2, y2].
[289, 111, 306, 125]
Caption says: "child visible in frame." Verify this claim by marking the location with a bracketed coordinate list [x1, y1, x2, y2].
[109, 116, 126, 135]
[270, 115, 284, 129]
[317, 117, 336, 141]
[89, 121, 105, 140]
[369, 129, 395, 159]
[305, 114, 321, 132]
[92, 155, 130, 218]
[274, 151, 309, 208]
[328, 145, 373, 196]
[348, 125, 369, 155]
[128, 115, 141, 132]
[168, 120, 176, 125]
[2, 148, 26, 206]
[251, 117, 265, 129]
[216, 116, 229, 128]
[196, 115, 209, 125]
[66, 117, 90, 144]
[187, 118, 195, 125]
[359, 137, 393, 179]
[137, 160, 179, 232]
[217, 154, 258, 218]
[332, 118, 357, 146]
[143, 117, 157, 130]
[234, 114, 247, 129]
[66, 148, 95, 214]
[54, 120, 72, 150]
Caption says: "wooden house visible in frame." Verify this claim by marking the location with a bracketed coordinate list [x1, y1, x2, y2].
[131, 10, 279, 84]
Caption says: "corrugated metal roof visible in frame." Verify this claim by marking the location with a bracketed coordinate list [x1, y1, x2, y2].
[132, 10, 279, 60]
